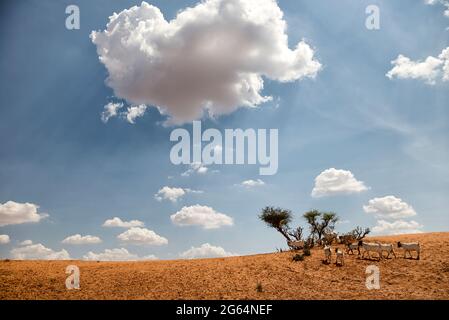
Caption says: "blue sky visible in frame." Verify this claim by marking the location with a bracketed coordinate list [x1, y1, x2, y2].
[0, 0, 448, 260]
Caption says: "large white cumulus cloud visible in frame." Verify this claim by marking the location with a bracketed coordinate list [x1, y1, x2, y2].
[311, 168, 368, 198]
[91, 0, 321, 124]
[0, 201, 48, 227]
[363, 195, 417, 220]
[364, 195, 423, 235]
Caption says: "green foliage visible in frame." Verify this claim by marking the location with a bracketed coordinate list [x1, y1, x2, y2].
[259, 206, 293, 241]
[259, 206, 292, 228]
[303, 209, 321, 225]
[303, 210, 339, 245]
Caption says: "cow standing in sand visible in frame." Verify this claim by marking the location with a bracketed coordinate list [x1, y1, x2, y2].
[323, 245, 332, 264]
[397, 242, 420, 260]
[346, 242, 360, 255]
[380, 243, 396, 259]
[335, 248, 344, 266]
[358, 241, 382, 261]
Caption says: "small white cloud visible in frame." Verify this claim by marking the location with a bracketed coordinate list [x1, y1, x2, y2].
[181, 162, 209, 177]
[10, 243, 71, 260]
[126, 104, 147, 124]
[20, 240, 33, 246]
[102, 217, 145, 228]
[372, 219, 423, 235]
[311, 168, 368, 198]
[154, 186, 185, 202]
[386, 47, 449, 84]
[0, 234, 10, 244]
[91, 0, 321, 125]
[117, 227, 168, 246]
[0, 201, 48, 227]
[83, 248, 158, 261]
[363, 195, 417, 220]
[154, 186, 203, 202]
[170, 205, 233, 229]
[101, 102, 123, 123]
[240, 179, 265, 188]
[180, 243, 236, 259]
[62, 234, 102, 245]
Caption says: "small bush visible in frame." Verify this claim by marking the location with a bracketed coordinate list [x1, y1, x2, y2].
[292, 253, 304, 262]
[304, 237, 314, 249]
[303, 248, 311, 256]
[256, 283, 263, 293]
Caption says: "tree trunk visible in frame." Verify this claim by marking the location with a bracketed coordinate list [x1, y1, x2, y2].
[277, 228, 291, 242]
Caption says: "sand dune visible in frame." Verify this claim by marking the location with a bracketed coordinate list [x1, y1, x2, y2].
[1, 232, 449, 300]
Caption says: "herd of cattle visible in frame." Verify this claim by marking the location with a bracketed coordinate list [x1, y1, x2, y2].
[323, 238, 421, 266]
[288, 236, 421, 266]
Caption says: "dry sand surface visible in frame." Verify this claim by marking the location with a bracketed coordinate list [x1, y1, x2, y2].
[1, 232, 449, 300]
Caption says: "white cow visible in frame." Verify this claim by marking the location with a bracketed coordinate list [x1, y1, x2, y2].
[358, 241, 382, 260]
[346, 242, 360, 255]
[380, 243, 396, 259]
[397, 242, 420, 260]
[323, 245, 332, 264]
[335, 248, 344, 266]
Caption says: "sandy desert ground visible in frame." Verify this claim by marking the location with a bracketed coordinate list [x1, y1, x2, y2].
[1, 232, 449, 300]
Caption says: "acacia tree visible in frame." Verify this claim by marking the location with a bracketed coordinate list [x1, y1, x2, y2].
[339, 226, 370, 244]
[259, 206, 293, 242]
[351, 226, 370, 240]
[303, 210, 338, 245]
[288, 226, 304, 241]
